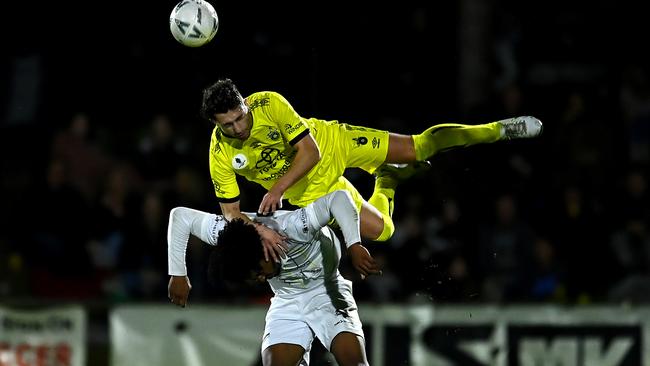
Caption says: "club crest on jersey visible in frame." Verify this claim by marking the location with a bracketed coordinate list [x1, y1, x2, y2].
[267, 128, 280, 141]
[232, 154, 248, 169]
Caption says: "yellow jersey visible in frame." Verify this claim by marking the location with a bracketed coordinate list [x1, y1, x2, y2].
[209, 91, 389, 207]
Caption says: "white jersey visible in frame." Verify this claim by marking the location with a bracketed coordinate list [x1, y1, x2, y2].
[167, 190, 361, 298]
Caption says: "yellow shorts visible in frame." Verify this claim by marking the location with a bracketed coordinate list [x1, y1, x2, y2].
[287, 122, 389, 211]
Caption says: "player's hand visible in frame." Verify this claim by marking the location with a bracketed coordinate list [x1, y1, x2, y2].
[348, 243, 382, 279]
[168, 275, 191, 308]
[255, 223, 288, 263]
[258, 187, 284, 216]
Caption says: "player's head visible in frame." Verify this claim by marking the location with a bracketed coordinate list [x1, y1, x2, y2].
[201, 78, 252, 140]
[208, 218, 280, 286]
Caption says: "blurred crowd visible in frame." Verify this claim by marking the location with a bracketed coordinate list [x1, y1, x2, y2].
[1, 67, 649, 307]
[1, 3, 649, 308]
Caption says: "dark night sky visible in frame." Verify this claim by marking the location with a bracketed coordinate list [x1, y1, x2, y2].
[1, 1, 646, 128]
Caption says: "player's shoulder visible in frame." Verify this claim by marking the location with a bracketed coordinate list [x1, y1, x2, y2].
[210, 125, 224, 145]
[272, 208, 311, 237]
[209, 125, 231, 157]
[246, 91, 288, 111]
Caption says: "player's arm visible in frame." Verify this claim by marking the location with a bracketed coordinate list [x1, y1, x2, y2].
[220, 201, 288, 263]
[167, 207, 226, 307]
[258, 92, 321, 215]
[307, 190, 381, 278]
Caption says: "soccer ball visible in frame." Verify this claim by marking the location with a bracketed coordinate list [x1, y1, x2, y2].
[169, 0, 219, 47]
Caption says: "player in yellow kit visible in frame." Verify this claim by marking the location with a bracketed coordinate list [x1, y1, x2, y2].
[202, 78, 542, 261]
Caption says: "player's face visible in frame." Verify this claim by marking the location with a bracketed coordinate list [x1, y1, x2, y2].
[214, 104, 252, 140]
[251, 259, 281, 283]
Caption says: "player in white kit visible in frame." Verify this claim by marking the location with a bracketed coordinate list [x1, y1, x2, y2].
[167, 190, 380, 366]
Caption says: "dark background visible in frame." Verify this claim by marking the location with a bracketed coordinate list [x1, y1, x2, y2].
[1, 0, 649, 361]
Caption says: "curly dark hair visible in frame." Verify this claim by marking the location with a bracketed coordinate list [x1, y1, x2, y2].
[208, 218, 265, 286]
[200, 78, 243, 122]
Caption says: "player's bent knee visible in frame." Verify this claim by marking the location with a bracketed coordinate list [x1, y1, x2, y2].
[361, 215, 394, 242]
[360, 205, 394, 241]
[361, 222, 384, 241]
[373, 216, 395, 242]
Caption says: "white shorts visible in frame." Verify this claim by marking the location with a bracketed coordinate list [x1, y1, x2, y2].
[261, 278, 364, 364]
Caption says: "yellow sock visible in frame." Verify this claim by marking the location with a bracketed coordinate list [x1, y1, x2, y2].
[412, 122, 502, 161]
[368, 181, 396, 242]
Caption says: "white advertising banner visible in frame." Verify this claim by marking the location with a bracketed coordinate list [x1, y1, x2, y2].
[360, 304, 650, 366]
[110, 305, 266, 366]
[0, 306, 86, 366]
[111, 304, 650, 366]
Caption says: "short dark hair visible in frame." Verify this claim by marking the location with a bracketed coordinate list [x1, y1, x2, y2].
[200, 78, 243, 122]
[208, 218, 265, 286]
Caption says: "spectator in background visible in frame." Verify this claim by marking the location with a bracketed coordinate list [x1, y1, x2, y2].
[26, 159, 97, 298]
[87, 162, 141, 300]
[50, 112, 113, 203]
[620, 65, 650, 163]
[551, 90, 616, 195]
[477, 192, 536, 302]
[136, 113, 189, 192]
[607, 168, 650, 303]
[419, 198, 478, 303]
[120, 191, 168, 299]
[356, 248, 403, 303]
[610, 168, 650, 255]
[170, 166, 211, 211]
[388, 193, 430, 300]
[551, 184, 612, 303]
[528, 236, 566, 302]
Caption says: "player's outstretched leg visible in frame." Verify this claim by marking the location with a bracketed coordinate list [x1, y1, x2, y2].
[367, 161, 431, 241]
[364, 116, 541, 241]
[412, 116, 543, 161]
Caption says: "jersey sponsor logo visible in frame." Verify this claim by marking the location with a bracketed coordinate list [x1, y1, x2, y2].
[212, 143, 222, 155]
[211, 179, 225, 194]
[248, 97, 270, 111]
[255, 148, 282, 170]
[261, 159, 292, 181]
[232, 154, 248, 169]
[284, 123, 302, 136]
[212, 130, 224, 155]
[334, 318, 352, 326]
[372, 137, 381, 149]
[211, 215, 225, 241]
[352, 136, 368, 147]
[299, 209, 309, 233]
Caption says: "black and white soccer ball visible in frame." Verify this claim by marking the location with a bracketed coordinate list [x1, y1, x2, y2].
[169, 0, 219, 47]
